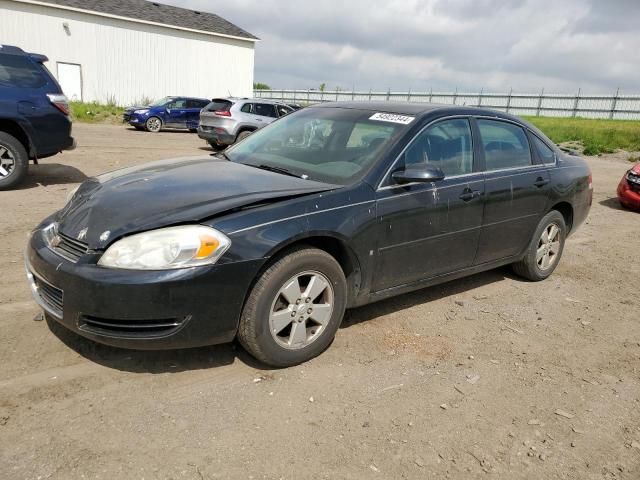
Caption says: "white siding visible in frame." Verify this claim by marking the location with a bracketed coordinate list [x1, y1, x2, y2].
[0, 0, 255, 104]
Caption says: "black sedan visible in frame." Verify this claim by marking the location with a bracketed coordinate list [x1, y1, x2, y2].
[25, 102, 592, 367]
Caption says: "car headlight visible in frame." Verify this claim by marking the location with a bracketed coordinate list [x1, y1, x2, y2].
[134, 109, 149, 115]
[42, 222, 58, 247]
[98, 225, 231, 270]
[66, 185, 80, 203]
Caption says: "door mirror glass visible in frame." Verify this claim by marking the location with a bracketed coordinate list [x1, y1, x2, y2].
[392, 164, 445, 184]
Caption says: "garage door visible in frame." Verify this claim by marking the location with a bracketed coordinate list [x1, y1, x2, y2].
[57, 62, 82, 101]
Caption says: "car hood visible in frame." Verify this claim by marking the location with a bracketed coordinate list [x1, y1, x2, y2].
[57, 156, 337, 249]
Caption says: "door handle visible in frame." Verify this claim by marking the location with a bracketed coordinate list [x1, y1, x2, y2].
[459, 189, 481, 202]
[533, 177, 550, 188]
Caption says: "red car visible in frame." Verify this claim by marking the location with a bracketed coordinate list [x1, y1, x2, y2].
[618, 163, 640, 211]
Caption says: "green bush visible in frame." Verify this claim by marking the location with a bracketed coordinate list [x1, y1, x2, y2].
[69, 101, 125, 123]
[524, 116, 640, 155]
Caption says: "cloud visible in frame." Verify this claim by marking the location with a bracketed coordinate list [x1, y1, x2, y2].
[164, 0, 639, 93]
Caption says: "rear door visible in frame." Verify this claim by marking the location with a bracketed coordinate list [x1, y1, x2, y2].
[253, 103, 278, 127]
[373, 117, 485, 291]
[473, 118, 551, 264]
[185, 99, 206, 129]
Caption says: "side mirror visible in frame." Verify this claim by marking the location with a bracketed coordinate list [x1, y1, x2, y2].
[392, 164, 445, 184]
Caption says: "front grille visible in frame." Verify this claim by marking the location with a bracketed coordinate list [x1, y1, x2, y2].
[54, 232, 88, 262]
[78, 316, 186, 338]
[34, 276, 63, 317]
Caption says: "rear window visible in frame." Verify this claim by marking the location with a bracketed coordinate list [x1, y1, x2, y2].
[478, 119, 532, 171]
[205, 99, 232, 112]
[0, 53, 47, 88]
[254, 103, 278, 118]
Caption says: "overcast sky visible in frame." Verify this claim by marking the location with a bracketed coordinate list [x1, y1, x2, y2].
[164, 0, 638, 93]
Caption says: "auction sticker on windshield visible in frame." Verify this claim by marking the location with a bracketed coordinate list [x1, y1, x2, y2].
[369, 113, 415, 125]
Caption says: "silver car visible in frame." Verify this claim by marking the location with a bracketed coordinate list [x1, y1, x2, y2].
[197, 98, 294, 149]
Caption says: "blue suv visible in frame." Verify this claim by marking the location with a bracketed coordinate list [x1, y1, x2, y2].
[123, 96, 210, 133]
[0, 45, 75, 190]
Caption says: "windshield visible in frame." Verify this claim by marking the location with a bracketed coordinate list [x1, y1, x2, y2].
[224, 107, 411, 185]
[149, 96, 173, 107]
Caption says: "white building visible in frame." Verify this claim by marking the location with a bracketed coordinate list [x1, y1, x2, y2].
[0, 0, 257, 104]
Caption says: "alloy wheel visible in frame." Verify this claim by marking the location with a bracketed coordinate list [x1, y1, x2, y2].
[269, 271, 334, 350]
[0, 145, 16, 179]
[536, 223, 561, 271]
[146, 117, 161, 132]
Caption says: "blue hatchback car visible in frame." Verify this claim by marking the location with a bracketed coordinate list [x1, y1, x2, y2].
[123, 96, 210, 133]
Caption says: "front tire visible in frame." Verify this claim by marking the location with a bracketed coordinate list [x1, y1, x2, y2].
[0, 132, 28, 190]
[238, 247, 347, 367]
[145, 116, 162, 133]
[512, 210, 566, 281]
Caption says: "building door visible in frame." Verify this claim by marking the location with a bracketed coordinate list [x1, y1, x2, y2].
[57, 62, 82, 101]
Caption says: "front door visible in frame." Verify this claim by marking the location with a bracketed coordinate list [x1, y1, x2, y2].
[165, 98, 188, 127]
[473, 118, 551, 264]
[253, 103, 279, 127]
[372, 118, 485, 292]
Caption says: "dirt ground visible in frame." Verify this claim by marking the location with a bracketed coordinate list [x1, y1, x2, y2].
[1, 123, 639, 480]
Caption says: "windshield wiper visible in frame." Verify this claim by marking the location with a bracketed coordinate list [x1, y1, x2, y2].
[216, 151, 230, 161]
[253, 164, 306, 179]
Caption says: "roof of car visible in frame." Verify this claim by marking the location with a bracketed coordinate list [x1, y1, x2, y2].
[34, 0, 258, 41]
[313, 101, 452, 115]
[0, 45, 28, 56]
[313, 101, 529, 121]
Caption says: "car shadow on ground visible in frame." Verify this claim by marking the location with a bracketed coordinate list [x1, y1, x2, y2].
[598, 197, 625, 211]
[16, 163, 88, 190]
[342, 268, 512, 328]
[46, 267, 515, 374]
[45, 315, 263, 374]
[125, 127, 196, 134]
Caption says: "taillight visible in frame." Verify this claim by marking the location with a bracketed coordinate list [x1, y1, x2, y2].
[214, 110, 231, 117]
[47, 93, 70, 116]
[588, 172, 593, 190]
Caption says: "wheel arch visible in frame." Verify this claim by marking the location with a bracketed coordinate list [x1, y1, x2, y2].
[0, 118, 35, 159]
[257, 233, 364, 307]
[549, 201, 574, 233]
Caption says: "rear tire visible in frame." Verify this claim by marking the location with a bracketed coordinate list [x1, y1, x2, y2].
[238, 247, 347, 367]
[189, 128, 198, 133]
[236, 130, 253, 143]
[0, 132, 28, 190]
[512, 210, 566, 281]
[145, 116, 162, 133]
[208, 141, 226, 151]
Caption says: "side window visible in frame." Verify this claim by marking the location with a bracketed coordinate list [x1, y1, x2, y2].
[277, 105, 293, 117]
[169, 99, 187, 109]
[240, 103, 253, 114]
[400, 118, 474, 177]
[0, 53, 46, 88]
[532, 135, 556, 164]
[254, 103, 278, 118]
[478, 120, 531, 171]
[186, 100, 199, 109]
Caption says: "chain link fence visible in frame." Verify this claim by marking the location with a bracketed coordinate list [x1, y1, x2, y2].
[254, 89, 640, 120]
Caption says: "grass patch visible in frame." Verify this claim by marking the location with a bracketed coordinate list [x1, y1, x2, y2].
[70, 101, 124, 124]
[524, 116, 640, 155]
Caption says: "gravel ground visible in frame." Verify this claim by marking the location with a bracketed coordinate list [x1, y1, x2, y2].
[1, 123, 639, 479]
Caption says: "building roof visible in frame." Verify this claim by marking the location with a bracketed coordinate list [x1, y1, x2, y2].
[23, 0, 258, 41]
